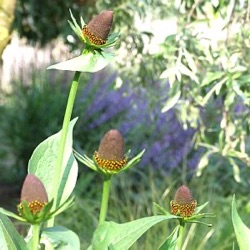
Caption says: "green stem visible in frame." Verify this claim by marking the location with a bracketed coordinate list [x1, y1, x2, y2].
[178, 219, 185, 250]
[99, 174, 112, 225]
[47, 71, 81, 227]
[31, 224, 41, 250]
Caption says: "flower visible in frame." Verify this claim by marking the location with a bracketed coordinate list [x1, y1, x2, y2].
[12, 174, 74, 224]
[17, 174, 53, 224]
[68, 9, 119, 50]
[94, 129, 127, 173]
[170, 185, 197, 217]
[82, 10, 113, 45]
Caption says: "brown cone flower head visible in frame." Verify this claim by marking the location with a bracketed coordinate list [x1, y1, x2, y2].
[18, 174, 48, 215]
[170, 185, 197, 217]
[94, 129, 127, 172]
[82, 10, 113, 45]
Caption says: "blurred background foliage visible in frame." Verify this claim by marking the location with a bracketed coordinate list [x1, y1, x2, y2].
[0, 0, 250, 249]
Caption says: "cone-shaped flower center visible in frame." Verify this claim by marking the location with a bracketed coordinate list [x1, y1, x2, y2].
[94, 129, 127, 172]
[18, 174, 48, 215]
[170, 185, 197, 217]
[82, 10, 113, 45]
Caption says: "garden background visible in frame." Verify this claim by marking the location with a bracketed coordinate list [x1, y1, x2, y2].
[0, 0, 249, 249]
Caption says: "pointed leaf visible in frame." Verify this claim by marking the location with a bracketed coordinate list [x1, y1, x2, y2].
[92, 215, 179, 250]
[157, 225, 179, 250]
[28, 118, 78, 206]
[41, 226, 80, 250]
[161, 90, 181, 113]
[47, 51, 114, 72]
[0, 213, 27, 250]
[232, 195, 250, 250]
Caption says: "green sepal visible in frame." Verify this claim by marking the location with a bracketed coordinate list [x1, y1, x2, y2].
[17, 200, 54, 224]
[18, 201, 35, 223]
[49, 196, 74, 218]
[73, 149, 98, 172]
[68, 9, 85, 42]
[0, 207, 26, 222]
[195, 201, 209, 214]
[153, 202, 171, 215]
[119, 149, 145, 173]
[36, 200, 54, 222]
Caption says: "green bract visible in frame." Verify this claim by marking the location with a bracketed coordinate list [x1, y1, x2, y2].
[74, 149, 145, 175]
[0, 196, 74, 225]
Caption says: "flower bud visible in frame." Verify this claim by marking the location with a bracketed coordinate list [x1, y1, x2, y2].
[82, 10, 113, 45]
[170, 185, 197, 217]
[94, 129, 127, 172]
[18, 174, 48, 215]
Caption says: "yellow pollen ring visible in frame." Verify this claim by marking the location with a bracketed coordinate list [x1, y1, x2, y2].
[19, 200, 47, 215]
[82, 25, 106, 45]
[94, 151, 127, 171]
[170, 200, 197, 217]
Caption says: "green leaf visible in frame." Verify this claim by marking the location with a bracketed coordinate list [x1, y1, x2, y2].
[232, 195, 250, 250]
[161, 90, 181, 113]
[0, 212, 27, 250]
[92, 215, 179, 250]
[47, 50, 114, 72]
[157, 225, 179, 250]
[28, 118, 78, 207]
[41, 226, 80, 249]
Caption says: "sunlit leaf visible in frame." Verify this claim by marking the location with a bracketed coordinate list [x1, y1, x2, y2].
[201, 72, 225, 87]
[41, 226, 80, 250]
[28, 118, 78, 207]
[47, 50, 114, 72]
[229, 158, 241, 183]
[196, 152, 211, 177]
[161, 90, 181, 113]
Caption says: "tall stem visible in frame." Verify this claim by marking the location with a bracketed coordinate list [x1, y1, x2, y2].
[178, 219, 185, 250]
[47, 71, 81, 227]
[99, 174, 112, 225]
[31, 224, 41, 250]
